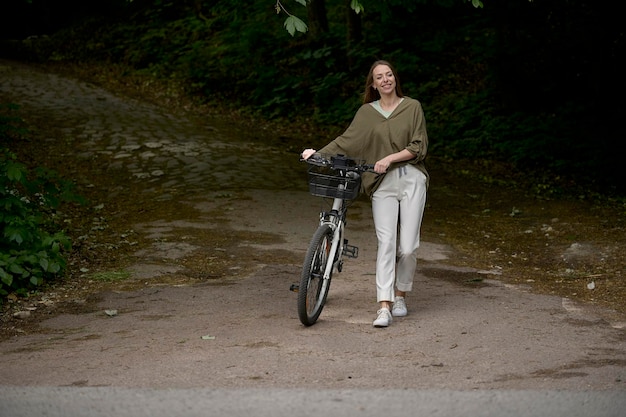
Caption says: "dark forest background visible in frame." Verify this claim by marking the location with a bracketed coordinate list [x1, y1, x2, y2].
[2, 0, 625, 197]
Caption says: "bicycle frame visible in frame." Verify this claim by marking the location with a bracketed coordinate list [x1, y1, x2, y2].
[319, 187, 348, 281]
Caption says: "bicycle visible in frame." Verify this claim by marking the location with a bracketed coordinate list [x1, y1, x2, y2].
[294, 154, 374, 326]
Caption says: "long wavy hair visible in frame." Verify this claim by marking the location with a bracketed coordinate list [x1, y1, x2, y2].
[363, 60, 404, 104]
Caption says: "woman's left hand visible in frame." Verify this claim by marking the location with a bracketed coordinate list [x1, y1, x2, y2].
[374, 157, 392, 174]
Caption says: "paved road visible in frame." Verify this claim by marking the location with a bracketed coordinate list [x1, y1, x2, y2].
[1, 59, 625, 416]
[2, 387, 625, 417]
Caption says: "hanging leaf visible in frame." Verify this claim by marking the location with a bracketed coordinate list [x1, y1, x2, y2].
[351, 0, 364, 14]
[284, 16, 307, 36]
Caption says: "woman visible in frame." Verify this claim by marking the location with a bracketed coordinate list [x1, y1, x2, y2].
[301, 60, 429, 327]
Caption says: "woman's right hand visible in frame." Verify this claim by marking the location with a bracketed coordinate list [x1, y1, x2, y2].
[301, 148, 317, 160]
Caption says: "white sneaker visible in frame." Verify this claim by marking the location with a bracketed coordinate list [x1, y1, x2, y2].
[373, 308, 392, 327]
[392, 297, 407, 317]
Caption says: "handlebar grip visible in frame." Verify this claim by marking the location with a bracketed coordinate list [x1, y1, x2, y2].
[309, 154, 325, 163]
[302, 153, 375, 172]
[301, 153, 329, 167]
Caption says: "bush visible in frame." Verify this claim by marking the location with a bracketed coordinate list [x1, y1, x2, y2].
[0, 105, 83, 300]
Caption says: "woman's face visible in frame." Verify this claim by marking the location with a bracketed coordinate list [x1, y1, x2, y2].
[372, 65, 396, 95]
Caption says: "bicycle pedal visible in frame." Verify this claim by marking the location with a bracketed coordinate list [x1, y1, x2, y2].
[344, 244, 359, 258]
[289, 283, 299, 292]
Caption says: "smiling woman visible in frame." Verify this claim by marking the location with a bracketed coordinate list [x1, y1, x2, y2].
[369, 64, 402, 113]
[301, 60, 430, 327]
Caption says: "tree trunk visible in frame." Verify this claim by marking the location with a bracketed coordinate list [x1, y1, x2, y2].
[346, 0, 362, 68]
[307, 0, 329, 39]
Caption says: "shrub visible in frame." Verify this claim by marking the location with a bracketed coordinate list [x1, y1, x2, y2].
[0, 105, 83, 300]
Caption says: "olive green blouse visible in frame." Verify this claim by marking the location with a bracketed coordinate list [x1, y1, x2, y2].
[319, 97, 429, 198]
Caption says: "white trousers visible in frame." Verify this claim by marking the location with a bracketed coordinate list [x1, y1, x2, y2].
[371, 164, 427, 302]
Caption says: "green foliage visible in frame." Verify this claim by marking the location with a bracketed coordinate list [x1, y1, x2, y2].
[0, 103, 28, 139]
[275, 0, 362, 35]
[0, 106, 84, 300]
[468, 0, 483, 8]
[350, 0, 364, 14]
[7, 0, 624, 196]
[283, 15, 308, 36]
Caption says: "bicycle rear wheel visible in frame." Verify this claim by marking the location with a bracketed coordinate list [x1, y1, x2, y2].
[298, 224, 335, 326]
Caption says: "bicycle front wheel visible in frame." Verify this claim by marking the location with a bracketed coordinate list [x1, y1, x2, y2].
[298, 224, 335, 326]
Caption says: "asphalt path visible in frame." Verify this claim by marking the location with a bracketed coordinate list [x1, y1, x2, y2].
[2, 387, 626, 417]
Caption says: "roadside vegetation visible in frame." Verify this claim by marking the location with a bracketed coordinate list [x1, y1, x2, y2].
[0, 104, 84, 299]
[3, 0, 624, 194]
[0, 0, 624, 302]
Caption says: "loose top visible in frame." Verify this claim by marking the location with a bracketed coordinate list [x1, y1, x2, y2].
[319, 97, 429, 198]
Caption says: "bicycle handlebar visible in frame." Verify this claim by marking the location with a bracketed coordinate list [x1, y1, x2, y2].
[302, 153, 375, 173]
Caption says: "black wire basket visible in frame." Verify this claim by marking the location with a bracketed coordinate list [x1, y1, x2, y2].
[307, 166, 361, 200]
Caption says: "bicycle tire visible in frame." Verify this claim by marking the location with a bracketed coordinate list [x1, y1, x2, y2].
[298, 224, 335, 326]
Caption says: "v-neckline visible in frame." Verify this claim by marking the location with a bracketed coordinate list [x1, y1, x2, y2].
[371, 98, 404, 118]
